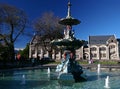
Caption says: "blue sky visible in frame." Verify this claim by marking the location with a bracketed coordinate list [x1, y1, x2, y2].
[1, 0, 120, 48]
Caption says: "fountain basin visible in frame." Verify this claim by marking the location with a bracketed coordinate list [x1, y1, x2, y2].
[0, 68, 120, 89]
[58, 73, 75, 86]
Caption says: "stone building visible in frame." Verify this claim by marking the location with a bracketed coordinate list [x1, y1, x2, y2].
[29, 34, 63, 60]
[29, 35, 120, 61]
[83, 35, 120, 60]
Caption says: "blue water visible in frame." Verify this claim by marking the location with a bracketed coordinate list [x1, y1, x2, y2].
[0, 68, 120, 89]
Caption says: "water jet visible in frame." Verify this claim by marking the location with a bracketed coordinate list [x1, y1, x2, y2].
[104, 76, 110, 88]
[97, 64, 101, 75]
[21, 74, 25, 85]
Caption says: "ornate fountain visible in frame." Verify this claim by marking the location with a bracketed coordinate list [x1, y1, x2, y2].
[51, 1, 87, 83]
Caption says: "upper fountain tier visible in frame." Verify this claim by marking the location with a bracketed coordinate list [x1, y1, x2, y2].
[59, 1, 80, 26]
[51, 1, 84, 50]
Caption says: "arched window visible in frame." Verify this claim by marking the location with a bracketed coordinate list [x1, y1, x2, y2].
[109, 45, 115, 49]
[90, 47, 97, 51]
[99, 47, 106, 51]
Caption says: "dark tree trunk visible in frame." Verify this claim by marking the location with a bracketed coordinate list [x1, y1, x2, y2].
[9, 43, 15, 63]
[48, 50, 52, 59]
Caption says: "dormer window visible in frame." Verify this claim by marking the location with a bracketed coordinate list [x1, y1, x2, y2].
[111, 40, 113, 42]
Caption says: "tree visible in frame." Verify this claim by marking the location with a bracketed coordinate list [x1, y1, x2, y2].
[33, 12, 64, 58]
[19, 44, 29, 59]
[0, 3, 28, 61]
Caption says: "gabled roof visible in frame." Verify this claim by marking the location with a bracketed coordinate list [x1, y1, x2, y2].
[89, 35, 115, 45]
[30, 34, 51, 44]
[30, 34, 40, 44]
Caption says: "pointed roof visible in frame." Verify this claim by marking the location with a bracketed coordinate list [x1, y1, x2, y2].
[89, 35, 115, 45]
[30, 34, 40, 44]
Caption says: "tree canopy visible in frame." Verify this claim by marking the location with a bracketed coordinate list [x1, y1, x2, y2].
[33, 12, 64, 58]
[33, 12, 64, 40]
[0, 3, 28, 60]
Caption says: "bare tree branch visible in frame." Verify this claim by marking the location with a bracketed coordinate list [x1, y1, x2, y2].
[33, 12, 64, 58]
[0, 3, 28, 60]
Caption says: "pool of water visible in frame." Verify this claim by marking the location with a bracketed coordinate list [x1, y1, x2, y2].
[0, 68, 120, 89]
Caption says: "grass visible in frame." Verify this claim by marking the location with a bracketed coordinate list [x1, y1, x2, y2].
[78, 60, 119, 65]
[49, 60, 120, 65]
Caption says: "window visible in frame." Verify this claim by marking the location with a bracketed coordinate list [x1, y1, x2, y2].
[111, 40, 113, 42]
[91, 47, 97, 51]
[91, 53, 97, 57]
[99, 47, 106, 51]
[32, 50, 35, 54]
[110, 45, 115, 49]
[103, 53, 106, 57]
[38, 50, 41, 54]
[100, 53, 106, 57]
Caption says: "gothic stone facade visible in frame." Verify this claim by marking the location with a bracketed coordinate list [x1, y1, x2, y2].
[29, 35, 120, 61]
[83, 35, 120, 60]
[29, 35, 63, 60]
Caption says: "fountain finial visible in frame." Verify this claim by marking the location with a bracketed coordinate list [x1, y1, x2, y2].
[59, 0, 80, 25]
[66, 0, 72, 18]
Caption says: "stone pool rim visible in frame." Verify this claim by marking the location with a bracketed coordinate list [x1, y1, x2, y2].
[0, 64, 120, 72]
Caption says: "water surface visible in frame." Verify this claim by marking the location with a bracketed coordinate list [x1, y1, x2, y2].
[0, 68, 120, 89]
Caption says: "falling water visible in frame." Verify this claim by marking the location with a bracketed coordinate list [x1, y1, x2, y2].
[21, 74, 25, 85]
[47, 67, 50, 79]
[104, 76, 110, 88]
[47, 67, 50, 74]
[97, 64, 100, 75]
